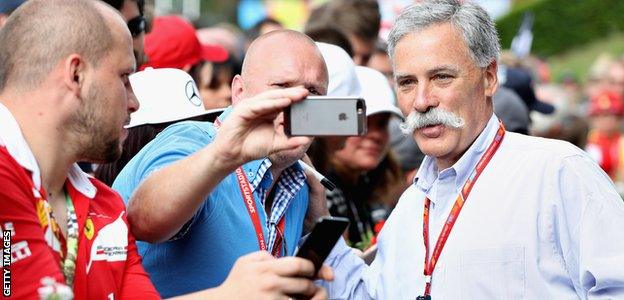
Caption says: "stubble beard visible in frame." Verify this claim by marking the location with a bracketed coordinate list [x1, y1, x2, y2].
[68, 82, 123, 164]
[269, 143, 310, 171]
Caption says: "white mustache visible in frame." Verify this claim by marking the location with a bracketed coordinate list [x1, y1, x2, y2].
[400, 107, 465, 135]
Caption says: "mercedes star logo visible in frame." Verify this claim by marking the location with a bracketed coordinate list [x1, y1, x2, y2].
[185, 80, 202, 106]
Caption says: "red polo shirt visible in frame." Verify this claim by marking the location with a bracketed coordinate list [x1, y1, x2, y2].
[0, 104, 159, 299]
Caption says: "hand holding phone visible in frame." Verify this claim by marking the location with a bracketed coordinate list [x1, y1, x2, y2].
[294, 216, 350, 275]
[284, 96, 366, 136]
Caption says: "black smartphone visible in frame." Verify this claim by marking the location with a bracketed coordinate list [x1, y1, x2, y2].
[284, 96, 367, 136]
[295, 216, 350, 275]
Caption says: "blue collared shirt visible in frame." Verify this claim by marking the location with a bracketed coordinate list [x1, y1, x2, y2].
[112, 107, 309, 297]
[218, 107, 307, 254]
[323, 114, 624, 299]
[250, 157, 306, 253]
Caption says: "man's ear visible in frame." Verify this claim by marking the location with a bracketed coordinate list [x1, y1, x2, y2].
[484, 60, 499, 97]
[231, 74, 244, 105]
[63, 54, 86, 98]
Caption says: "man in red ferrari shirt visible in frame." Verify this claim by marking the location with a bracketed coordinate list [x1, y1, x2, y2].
[0, 1, 153, 297]
[0, 0, 331, 299]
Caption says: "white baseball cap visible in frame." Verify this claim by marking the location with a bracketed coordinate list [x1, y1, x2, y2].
[355, 66, 403, 119]
[127, 67, 224, 128]
[316, 42, 362, 97]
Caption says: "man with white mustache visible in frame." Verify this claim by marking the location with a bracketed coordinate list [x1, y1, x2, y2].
[317, 0, 624, 299]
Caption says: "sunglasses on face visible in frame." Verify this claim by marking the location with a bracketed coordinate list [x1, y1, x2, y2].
[127, 15, 146, 38]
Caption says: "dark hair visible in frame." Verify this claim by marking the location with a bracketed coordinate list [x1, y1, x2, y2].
[307, 138, 331, 175]
[188, 57, 235, 90]
[100, 0, 144, 15]
[208, 60, 235, 89]
[246, 17, 283, 41]
[304, 25, 354, 57]
[308, 0, 380, 43]
[188, 61, 202, 86]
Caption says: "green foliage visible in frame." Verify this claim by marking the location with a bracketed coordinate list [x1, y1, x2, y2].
[549, 32, 624, 83]
[497, 0, 624, 57]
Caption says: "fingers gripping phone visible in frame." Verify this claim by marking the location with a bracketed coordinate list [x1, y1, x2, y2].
[295, 216, 350, 275]
[284, 96, 367, 136]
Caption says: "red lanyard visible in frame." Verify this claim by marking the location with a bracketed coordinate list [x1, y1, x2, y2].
[420, 122, 505, 297]
[215, 118, 286, 257]
[234, 167, 285, 257]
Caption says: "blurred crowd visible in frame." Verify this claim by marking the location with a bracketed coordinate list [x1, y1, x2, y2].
[2, 0, 624, 298]
[494, 49, 624, 195]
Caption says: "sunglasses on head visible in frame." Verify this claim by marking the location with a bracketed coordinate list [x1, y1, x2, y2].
[127, 15, 146, 38]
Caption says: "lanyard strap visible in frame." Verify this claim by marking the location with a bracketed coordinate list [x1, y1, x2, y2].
[62, 189, 79, 287]
[26, 174, 79, 286]
[421, 122, 505, 297]
[215, 118, 286, 257]
[234, 167, 286, 257]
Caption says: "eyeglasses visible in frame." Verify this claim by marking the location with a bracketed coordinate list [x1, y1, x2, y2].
[127, 15, 146, 38]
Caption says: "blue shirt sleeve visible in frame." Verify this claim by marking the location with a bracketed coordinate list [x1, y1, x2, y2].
[321, 238, 373, 299]
[136, 122, 216, 180]
[113, 121, 217, 239]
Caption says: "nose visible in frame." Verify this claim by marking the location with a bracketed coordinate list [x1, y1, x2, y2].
[127, 89, 140, 114]
[412, 83, 437, 113]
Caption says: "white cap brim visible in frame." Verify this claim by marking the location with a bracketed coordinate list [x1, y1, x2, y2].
[126, 107, 225, 128]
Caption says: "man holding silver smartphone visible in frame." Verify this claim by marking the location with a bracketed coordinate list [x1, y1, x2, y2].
[319, 0, 624, 299]
[112, 30, 331, 298]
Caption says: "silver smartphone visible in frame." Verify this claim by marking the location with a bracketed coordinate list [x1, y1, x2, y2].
[284, 96, 367, 136]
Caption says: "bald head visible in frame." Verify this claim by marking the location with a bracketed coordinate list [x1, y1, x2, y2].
[238, 30, 328, 98]
[0, 0, 130, 93]
[243, 30, 322, 75]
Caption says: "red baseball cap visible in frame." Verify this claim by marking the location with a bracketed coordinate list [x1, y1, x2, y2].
[142, 15, 229, 70]
[588, 90, 624, 116]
